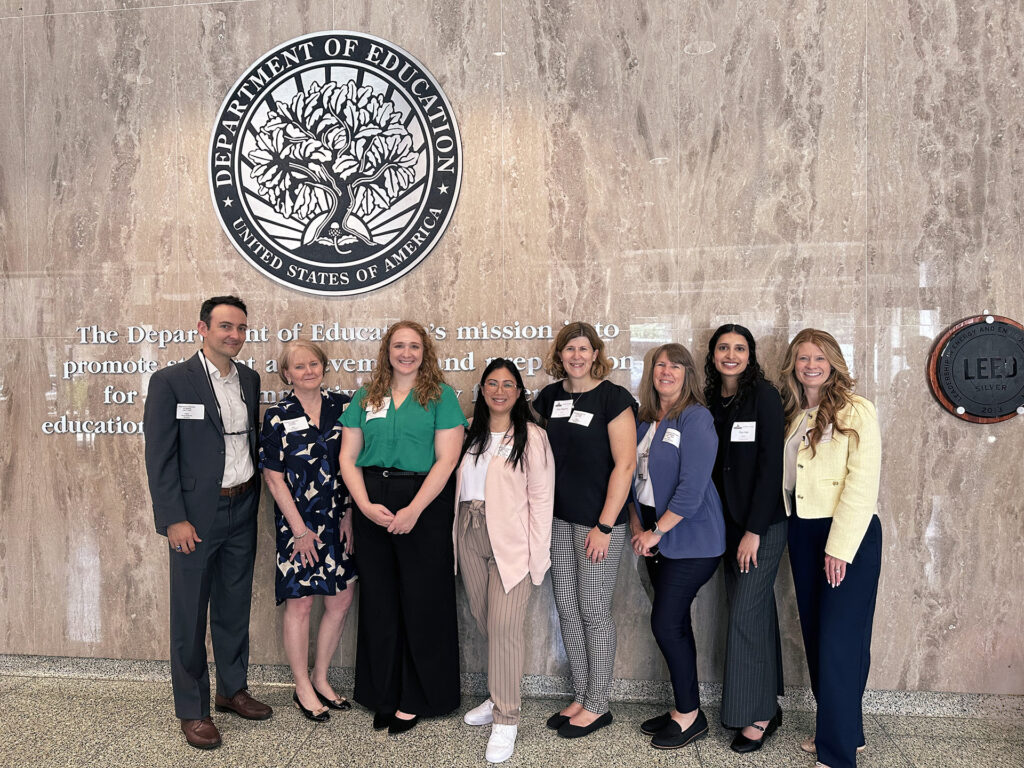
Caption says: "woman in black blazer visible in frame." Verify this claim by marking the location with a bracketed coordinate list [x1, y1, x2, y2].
[703, 325, 787, 753]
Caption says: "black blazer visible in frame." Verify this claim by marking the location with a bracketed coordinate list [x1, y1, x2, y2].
[712, 378, 786, 535]
[144, 352, 261, 535]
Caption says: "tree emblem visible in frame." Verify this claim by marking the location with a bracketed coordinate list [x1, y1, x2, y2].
[210, 32, 462, 295]
[246, 80, 419, 257]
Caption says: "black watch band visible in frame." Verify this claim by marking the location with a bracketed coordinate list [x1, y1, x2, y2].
[596, 522, 613, 534]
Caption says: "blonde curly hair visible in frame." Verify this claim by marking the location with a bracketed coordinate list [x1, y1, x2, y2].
[361, 320, 446, 410]
[780, 328, 859, 456]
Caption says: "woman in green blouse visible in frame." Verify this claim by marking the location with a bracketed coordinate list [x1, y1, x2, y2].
[339, 320, 467, 734]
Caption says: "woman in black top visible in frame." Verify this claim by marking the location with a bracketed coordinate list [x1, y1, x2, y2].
[533, 322, 637, 739]
[703, 324, 787, 753]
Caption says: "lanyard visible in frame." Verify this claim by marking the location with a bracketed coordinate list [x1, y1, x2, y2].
[200, 351, 252, 436]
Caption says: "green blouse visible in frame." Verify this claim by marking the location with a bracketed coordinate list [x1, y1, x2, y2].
[339, 383, 468, 472]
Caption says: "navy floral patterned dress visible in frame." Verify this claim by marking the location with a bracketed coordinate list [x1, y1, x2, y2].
[259, 390, 357, 604]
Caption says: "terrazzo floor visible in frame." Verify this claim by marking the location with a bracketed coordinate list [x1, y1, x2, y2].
[0, 674, 1021, 768]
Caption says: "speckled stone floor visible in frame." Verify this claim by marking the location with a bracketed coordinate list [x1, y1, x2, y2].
[0, 673, 1021, 768]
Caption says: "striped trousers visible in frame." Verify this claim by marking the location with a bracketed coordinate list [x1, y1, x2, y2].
[458, 501, 534, 725]
[550, 518, 627, 715]
[720, 518, 787, 727]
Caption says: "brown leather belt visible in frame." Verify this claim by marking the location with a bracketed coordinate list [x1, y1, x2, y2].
[220, 475, 258, 497]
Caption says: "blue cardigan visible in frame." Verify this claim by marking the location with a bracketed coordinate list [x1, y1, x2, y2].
[633, 405, 726, 560]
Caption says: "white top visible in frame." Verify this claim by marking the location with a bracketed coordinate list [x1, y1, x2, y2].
[459, 432, 506, 502]
[201, 353, 254, 488]
[784, 410, 813, 494]
[633, 422, 658, 506]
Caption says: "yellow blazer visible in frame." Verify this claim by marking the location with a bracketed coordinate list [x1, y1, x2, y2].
[783, 394, 881, 563]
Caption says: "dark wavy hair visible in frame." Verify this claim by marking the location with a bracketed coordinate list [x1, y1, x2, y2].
[462, 358, 536, 471]
[703, 324, 770, 408]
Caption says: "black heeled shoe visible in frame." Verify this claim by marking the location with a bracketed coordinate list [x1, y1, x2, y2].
[388, 714, 419, 734]
[293, 691, 330, 723]
[313, 686, 352, 711]
[730, 707, 782, 753]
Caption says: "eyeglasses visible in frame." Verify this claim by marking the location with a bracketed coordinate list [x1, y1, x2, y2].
[483, 380, 519, 391]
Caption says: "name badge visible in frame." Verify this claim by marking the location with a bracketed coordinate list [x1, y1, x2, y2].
[366, 396, 391, 421]
[496, 443, 513, 459]
[731, 422, 756, 442]
[662, 428, 681, 447]
[281, 416, 309, 433]
[550, 399, 573, 418]
[176, 404, 204, 420]
[568, 409, 594, 427]
[637, 453, 649, 479]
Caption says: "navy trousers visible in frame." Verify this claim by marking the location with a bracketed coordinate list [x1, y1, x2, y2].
[649, 554, 720, 713]
[168, 486, 258, 719]
[789, 514, 882, 768]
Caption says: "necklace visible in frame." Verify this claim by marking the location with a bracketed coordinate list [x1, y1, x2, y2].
[721, 393, 736, 407]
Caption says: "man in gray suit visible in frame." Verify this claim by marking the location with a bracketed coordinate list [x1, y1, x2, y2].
[144, 295, 272, 749]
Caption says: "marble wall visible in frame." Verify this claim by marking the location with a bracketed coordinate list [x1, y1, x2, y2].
[1, 0, 1021, 696]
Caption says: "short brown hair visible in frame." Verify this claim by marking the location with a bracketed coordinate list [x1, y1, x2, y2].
[278, 340, 328, 385]
[544, 321, 613, 380]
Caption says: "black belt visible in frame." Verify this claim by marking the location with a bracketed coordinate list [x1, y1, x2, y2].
[362, 466, 428, 478]
[220, 475, 258, 497]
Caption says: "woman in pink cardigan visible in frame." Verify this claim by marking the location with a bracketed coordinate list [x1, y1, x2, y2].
[454, 358, 555, 764]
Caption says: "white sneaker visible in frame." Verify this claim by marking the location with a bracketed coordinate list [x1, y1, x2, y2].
[464, 698, 495, 725]
[486, 723, 517, 763]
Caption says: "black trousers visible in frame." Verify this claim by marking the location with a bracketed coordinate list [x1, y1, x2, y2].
[168, 486, 257, 719]
[352, 471, 460, 716]
[720, 518, 787, 727]
[789, 514, 882, 768]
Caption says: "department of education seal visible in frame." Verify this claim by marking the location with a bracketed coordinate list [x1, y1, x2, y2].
[209, 32, 462, 295]
[927, 315, 1024, 423]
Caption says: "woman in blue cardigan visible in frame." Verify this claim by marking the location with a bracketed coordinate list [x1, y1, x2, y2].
[629, 343, 725, 750]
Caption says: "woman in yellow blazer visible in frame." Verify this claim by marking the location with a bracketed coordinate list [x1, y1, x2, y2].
[780, 329, 881, 768]
[454, 358, 555, 763]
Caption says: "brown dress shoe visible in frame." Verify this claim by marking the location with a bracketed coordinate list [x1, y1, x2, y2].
[214, 688, 274, 720]
[180, 716, 221, 749]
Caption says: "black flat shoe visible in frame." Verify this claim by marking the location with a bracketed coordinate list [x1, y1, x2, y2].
[651, 709, 708, 750]
[372, 711, 394, 730]
[313, 686, 352, 711]
[388, 714, 419, 734]
[292, 691, 330, 723]
[730, 707, 782, 754]
[546, 711, 570, 730]
[557, 711, 613, 739]
[640, 711, 672, 736]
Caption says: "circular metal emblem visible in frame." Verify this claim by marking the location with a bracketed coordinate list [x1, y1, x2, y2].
[927, 315, 1024, 423]
[209, 32, 462, 295]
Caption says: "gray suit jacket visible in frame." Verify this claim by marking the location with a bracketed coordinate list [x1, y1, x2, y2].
[144, 351, 261, 535]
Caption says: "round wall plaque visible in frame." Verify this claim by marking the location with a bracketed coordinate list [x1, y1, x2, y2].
[209, 32, 462, 296]
[927, 315, 1024, 423]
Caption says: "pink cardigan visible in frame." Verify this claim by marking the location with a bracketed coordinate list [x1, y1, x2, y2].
[453, 422, 555, 593]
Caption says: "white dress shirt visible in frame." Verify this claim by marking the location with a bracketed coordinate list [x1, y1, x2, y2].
[201, 353, 254, 488]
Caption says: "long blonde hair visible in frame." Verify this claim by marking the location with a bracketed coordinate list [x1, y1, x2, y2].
[780, 328, 858, 455]
[638, 343, 705, 423]
[362, 321, 446, 410]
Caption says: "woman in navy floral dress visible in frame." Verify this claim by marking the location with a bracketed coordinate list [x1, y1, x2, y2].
[260, 340, 356, 721]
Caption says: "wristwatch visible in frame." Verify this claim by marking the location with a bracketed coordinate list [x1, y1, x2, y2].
[596, 521, 613, 535]
[650, 522, 665, 537]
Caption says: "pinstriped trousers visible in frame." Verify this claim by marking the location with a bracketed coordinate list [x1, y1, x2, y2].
[550, 517, 627, 715]
[720, 518, 787, 727]
[458, 501, 534, 725]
